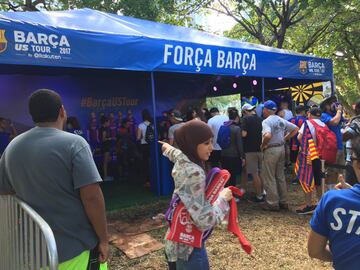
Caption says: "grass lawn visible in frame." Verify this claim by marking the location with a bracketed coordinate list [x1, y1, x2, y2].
[105, 183, 333, 270]
[101, 181, 170, 212]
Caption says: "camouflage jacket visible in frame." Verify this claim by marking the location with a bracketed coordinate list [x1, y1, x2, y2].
[163, 146, 230, 262]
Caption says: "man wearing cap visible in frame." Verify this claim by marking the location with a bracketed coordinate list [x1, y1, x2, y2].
[242, 103, 265, 203]
[296, 107, 325, 214]
[320, 96, 345, 186]
[168, 110, 184, 146]
[261, 100, 299, 211]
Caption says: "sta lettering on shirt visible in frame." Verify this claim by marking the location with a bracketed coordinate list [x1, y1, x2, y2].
[310, 185, 360, 270]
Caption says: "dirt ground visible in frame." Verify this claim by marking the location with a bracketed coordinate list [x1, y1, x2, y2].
[107, 184, 332, 270]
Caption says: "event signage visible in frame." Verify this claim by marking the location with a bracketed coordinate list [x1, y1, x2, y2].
[163, 44, 257, 75]
[0, 9, 333, 81]
[11, 30, 71, 60]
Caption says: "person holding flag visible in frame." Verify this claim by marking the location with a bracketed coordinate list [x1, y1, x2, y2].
[295, 107, 325, 215]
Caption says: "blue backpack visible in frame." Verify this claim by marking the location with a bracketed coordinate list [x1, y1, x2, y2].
[217, 123, 231, 149]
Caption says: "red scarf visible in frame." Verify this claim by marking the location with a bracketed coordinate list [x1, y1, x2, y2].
[167, 169, 252, 254]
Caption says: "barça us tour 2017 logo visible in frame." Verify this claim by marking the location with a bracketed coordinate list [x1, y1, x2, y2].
[0, 30, 7, 53]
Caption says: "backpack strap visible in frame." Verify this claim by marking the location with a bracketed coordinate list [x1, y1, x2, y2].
[308, 119, 323, 129]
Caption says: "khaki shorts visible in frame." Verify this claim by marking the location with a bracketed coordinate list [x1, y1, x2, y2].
[245, 152, 263, 175]
[327, 150, 345, 182]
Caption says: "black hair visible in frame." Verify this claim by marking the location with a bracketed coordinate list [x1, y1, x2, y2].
[28, 89, 62, 123]
[101, 116, 109, 125]
[295, 105, 306, 114]
[228, 108, 239, 120]
[142, 109, 153, 123]
[209, 107, 219, 114]
[352, 136, 360, 160]
[309, 107, 322, 117]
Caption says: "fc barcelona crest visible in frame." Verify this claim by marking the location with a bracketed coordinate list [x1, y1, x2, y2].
[299, 60, 308, 74]
[0, 30, 7, 53]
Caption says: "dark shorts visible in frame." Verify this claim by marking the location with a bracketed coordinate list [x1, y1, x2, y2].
[312, 159, 323, 187]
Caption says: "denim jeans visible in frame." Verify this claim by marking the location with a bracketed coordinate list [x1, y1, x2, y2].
[175, 245, 210, 270]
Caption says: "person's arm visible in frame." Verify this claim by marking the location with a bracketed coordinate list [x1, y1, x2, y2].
[236, 127, 245, 159]
[72, 140, 109, 262]
[80, 184, 108, 262]
[284, 120, 299, 141]
[308, 229, 332, 262]
[168, 127, 175, 146]
[178, 166, 231, 231]
[261, 121, 272, 150]
[241, 118, 248, 137]
[136, 125, 142, 141]
[284, 127, 299, 141]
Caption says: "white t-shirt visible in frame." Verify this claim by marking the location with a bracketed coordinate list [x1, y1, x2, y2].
[138, 121, 151, 144]
[299, 119, 326, 145]
[283, 109, 294, 121]
[168, 123, 184, 140]
[207, 114, 229, 150]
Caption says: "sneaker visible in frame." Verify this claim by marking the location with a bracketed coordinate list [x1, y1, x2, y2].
[248, 196, 265, 203]
[296, 205, 316, 215]
[261, 203, 280, 212]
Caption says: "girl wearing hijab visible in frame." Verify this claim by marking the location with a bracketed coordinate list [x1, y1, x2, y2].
[160, 120, 232, 270]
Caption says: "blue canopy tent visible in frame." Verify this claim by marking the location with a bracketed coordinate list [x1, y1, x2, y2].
[0, 8, 334, 195]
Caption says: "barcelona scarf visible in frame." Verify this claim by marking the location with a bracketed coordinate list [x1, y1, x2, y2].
[295, 121, 319, 193]
[165, 168, 252, 254]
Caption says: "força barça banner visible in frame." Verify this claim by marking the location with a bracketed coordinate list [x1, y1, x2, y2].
[0, 9, 333, 80]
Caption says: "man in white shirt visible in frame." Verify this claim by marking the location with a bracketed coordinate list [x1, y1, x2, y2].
[207, 107, 229, 167]
[296, 107, 325, 215]
[280, 100, 294, 121]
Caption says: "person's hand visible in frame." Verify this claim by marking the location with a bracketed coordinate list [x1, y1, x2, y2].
[336, 104, 343, 112]
[335, 174, 352, 190]
[158, 141, 171, 153]
[98, 241, 109, 263]
[219, 188, 233, 202]
[260, 143, 268, 151]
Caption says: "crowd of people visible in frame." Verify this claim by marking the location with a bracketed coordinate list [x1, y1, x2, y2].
[1, 88, 360, 269]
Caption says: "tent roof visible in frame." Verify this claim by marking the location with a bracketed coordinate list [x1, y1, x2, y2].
[0, 8, 333, 80]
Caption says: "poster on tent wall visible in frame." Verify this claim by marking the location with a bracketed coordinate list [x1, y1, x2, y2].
[0, 73, 157, 134]
[0, 72, 208, 136]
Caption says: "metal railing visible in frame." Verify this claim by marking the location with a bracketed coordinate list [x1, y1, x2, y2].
[0, 195, 59, 270]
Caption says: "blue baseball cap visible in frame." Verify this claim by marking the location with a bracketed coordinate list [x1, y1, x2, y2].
[263, 100, 278, 111]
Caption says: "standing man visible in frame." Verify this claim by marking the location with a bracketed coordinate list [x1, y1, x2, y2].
[207, 107, 229, 167]
[168, 110, 184, 146]
[342, 100, 360, 185]
[242, 103, 265, 203]
[320, 96, 344, 187]
[261, 100, 299, 211]
[0, 89, 108, 269]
